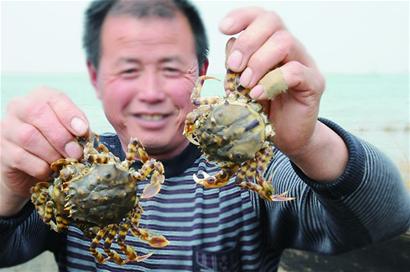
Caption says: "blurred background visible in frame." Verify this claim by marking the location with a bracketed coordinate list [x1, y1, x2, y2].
[1, 0, 409, 271]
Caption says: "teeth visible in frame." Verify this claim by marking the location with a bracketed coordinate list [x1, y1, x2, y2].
[139, 114, 165, 121]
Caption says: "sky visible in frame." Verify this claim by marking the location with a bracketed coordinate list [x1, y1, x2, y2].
[1, 0, 409, 75]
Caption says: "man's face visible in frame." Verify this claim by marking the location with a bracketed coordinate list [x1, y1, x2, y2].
[91, 13, 203, 159]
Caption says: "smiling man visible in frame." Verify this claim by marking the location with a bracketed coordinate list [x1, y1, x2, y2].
[89, 10, 203, 159]
[1, 0, 409, 271]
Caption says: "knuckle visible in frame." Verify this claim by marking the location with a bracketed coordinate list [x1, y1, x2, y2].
[248, 54, 266, 68]
[9, 148, 26, 170]
[26, 103, 49, 122]
[9, 149, 50, 180]
[277, 31, 294, 49]
[288, 61, 303, 73]
[287, 61, 304, 81]
[52, 93, 75, 112]
[316, 73, 326, 93]
[32, 163, 51, 180]
[265, 11, 283, 26]
[236, 35, 255, 54]
[275, 44, 290, 61]
[6, 97, 24, 114]
[17, 125, 39, 149]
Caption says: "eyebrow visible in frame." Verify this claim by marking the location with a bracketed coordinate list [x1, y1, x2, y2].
[116, 56, 184, 66]
[159, 56, 184, 65]
[116, 58, 140, 66]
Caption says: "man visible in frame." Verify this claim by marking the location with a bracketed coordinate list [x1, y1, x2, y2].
[1, 0, 409, 271]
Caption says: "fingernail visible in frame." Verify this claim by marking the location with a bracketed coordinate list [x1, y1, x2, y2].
[240, 67, 253, 87]
[71, 117, 87, 135]
[250, 85, 265, 100]
[227, 50, 243, 70]
[219, 17, 234, 31]
[64, 141, 83, 158]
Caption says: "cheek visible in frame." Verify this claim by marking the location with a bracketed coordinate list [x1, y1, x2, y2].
[101, 81, 134, 116]
[167, 81, 194, 112]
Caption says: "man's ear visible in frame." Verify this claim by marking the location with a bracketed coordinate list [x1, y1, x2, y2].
[86, 60, 102, 99]
[199, 58, 209, 76]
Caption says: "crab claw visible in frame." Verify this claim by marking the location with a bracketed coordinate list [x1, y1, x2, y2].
[193, 170, 219, 188]
[147, 235, 170, 248]
[183, 128, 200, 145]
[132, 228, 170, 248]
[141, 172, 165, 199]
[134, 252, 155, 262]
[270, 191, 295, 202]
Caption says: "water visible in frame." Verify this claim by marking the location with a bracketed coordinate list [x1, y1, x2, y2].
[1, 72, 409, 271]
[1, 72, 409, 184]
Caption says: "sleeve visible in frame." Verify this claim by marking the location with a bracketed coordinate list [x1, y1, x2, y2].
[264, 118, 410, 254]
[0, 201, 61, 267]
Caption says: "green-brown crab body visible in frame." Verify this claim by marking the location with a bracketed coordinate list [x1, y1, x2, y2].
[30, 134, 169, 265]
[65, 163, 137, 226]
[193, 97, 269, 163]
[184, 70, 293, 202]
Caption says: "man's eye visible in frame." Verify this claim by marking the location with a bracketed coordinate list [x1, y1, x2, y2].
[123, 69, 137, 74]
[121, 69, 139, 78]
[163, 68, 181, 77]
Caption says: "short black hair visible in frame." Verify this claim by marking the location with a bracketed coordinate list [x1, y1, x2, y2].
[83, 0, 208, 70]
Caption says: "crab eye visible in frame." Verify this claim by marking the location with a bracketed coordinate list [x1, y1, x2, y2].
[104, 173, 112, 180]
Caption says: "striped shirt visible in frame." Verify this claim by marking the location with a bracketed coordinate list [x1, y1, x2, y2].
[1, 119, 409, 271]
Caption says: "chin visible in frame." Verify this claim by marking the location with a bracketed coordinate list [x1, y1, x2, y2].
[142, 135, 188, 158]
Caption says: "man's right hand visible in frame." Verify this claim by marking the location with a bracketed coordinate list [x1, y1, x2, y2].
[0, 87, 89, 216]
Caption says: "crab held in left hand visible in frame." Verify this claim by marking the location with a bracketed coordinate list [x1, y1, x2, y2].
[30, 133, 169, 265]
[183, 69, 294, 202]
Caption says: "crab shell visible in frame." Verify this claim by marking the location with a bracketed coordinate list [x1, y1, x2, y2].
[188, 94, 274, 164]
[65, 163, 138, 228]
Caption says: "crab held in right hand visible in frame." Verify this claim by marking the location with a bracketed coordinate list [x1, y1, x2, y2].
[183, 69, 294, 202]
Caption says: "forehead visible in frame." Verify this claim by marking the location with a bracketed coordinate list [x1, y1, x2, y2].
[100, 12, 195, 53]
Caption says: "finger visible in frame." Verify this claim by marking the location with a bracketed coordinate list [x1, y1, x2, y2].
[221, 9, 284, 72]
[9, 97, 83, 158]
[2, 140, 51, 181]
[224, 37, 236, 68]
[45, 91, 89, 136]
[250, 61, 324, 100]
[255, 68, 288, 100]
[240, 30, 317, 88]
[219, 7, 278, 35]
[3, 116, 61, 164]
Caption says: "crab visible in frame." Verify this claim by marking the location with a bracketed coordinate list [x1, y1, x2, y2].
[183, 69, 294, 202]
[30, 133, 169, 265]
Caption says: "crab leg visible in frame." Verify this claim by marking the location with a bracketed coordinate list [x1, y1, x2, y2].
[130, 201, 144, 227]
[191, 75, 222, 106]
[130, 202, 169, 247]
[225, 69, 251, 97]
[183, 111, 204, 145]
[193, 163, 239, 188]
[237, 146, 294, 201]
[125, 138, 165, 198]
[101, 225, 127, 264]
[30, 182, 49, 207]
[102, 223, 154, 265]
[89, 228, 108, 264]
[118, 230, 153, 264]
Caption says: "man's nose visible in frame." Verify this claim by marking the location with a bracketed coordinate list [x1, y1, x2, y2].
[137, 72, 166, 103]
